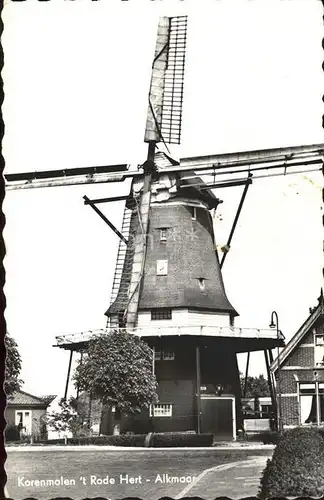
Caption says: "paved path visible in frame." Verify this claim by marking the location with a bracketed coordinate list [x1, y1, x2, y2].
[176, 455, 269, 499]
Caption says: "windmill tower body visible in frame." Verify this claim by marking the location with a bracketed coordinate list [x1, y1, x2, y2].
[105, 168, 245, 436]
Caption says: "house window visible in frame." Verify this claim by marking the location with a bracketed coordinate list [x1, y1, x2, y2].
[160, 229, 167, 243]
[154, 349, 175, 360]
[162, 350, 175, 360]
[154, 350, 161, 361]
[315, 334, 324, 346]
[150, 403, 173, 417]
[298, 382, 324, 424]
[15, 410, 32, 434]
[151, 309, 172, 320]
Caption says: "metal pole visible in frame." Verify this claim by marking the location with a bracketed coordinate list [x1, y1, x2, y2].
[270, 311, 283, 433]
[316, 379, 320, 426]
[196, 346, 201, 434]
[64, 350, 73, 400]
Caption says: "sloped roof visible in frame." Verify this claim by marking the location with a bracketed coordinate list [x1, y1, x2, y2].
[271, 290, 324, 373]
[7, 390, 56, 407]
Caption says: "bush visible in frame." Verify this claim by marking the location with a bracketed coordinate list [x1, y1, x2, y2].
[5, 424, 20, 442]
[259, 426, 324, 498]
[150, 432, 213, 447]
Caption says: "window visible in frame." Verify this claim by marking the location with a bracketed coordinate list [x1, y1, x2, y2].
[315, 334, 324, 346]
[298, 382, 324, 424]
[162, 350, 175, 360]
[151, 309, 172, 320]
[150, 403, 173, 417]
[160, 229, 167, 243]
[15, 410, 31, 434]
[154, 350, 161, 361]
[156, 260, 168, 276]
[189, 206, 197, 220]
[154, 349, 175, 360]
[198, 278, 205, 290]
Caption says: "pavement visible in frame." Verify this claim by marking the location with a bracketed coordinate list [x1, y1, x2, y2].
[175, 455, 269, 499]
[5, 444, 274, 499]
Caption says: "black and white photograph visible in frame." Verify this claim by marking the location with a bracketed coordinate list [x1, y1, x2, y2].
[2, 0, 324, 498]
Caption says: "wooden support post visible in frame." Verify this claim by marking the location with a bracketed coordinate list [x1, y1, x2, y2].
[64, 350, 73, 400]
[268, 348, 274, 364]
[196, 345, 201, 434]
[243, 351, 250, 397]
[76, 351, 83, 400]
[88, 392, 93, 430]
[264, 349, 278, 430]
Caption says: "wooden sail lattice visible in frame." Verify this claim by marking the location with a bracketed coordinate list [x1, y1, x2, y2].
[160, 15, 187, 145]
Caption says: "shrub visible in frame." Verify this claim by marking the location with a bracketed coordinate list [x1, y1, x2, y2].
[5, 424, 20, 442]
[150, 432, 213, 447]
[259, 426, 324, 498]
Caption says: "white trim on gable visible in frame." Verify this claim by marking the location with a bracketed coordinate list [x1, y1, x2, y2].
[271, 305, 323, 374]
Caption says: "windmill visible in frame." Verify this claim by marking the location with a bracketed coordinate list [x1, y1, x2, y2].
[6, 15, 324, 437]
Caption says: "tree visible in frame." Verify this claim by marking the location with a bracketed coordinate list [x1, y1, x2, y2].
[45, 397, 89, 442]
[240, 373, 270, 398]
[73, 330, 158, 415]
[5, 334, 24, 398]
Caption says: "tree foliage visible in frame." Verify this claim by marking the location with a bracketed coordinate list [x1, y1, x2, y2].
[73, 330, 158, 415]
[46, 397, 89, 437]
[5, 334, 24, 397]
[240, 373, 270, 398]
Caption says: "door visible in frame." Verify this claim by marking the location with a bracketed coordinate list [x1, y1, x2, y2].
[200, 397, 235, 439]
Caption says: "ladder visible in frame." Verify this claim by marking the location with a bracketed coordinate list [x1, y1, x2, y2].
[109, 203, 133, 307]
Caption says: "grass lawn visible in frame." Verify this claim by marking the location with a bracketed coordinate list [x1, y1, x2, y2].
[6, 447, 273, 500]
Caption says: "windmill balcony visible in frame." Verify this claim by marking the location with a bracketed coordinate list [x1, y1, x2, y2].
[54, 325, 284, 353]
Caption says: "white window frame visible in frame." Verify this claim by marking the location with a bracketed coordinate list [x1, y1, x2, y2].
[156, 259, 168, 276]
[315, 334, 324, 346]
[154, 350, 161, 361]
[150, 403, 173, 417]
[160, 229, 167, 243]
[15, 410, 32, 434]
[162, 350, 175, 361]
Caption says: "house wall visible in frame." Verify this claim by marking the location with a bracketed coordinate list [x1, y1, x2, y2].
[275, 315, 324, 428]
[5, 406, 47, 439]
[119, 338, 243, 435]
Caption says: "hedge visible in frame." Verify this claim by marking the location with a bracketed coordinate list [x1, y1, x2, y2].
[5, 425, 20, 442]
[150, 432, 213, 447]
[259, 426, 324, 498]
[248, 430, 280, 445]
[36, 435, 147, 446]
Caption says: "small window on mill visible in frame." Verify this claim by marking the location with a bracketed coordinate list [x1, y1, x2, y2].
[151, 309, 172, 320]
[160, 229, 167, 243]
[198, 278, 205, 290]
[189, 206, 197, 220]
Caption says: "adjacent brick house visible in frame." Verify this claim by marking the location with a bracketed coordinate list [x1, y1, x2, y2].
[271, 291, 324, 428]
[5, 390, 56, 440]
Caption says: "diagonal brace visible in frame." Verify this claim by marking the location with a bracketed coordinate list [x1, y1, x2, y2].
[83, 195, 128, 244]
[220, 174, 252, 269]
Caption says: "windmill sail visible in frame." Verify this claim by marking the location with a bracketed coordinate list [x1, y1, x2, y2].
[144, 16, 187, 145]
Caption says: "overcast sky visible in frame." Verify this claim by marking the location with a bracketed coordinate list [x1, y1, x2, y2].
[2, 0, 323, 397]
